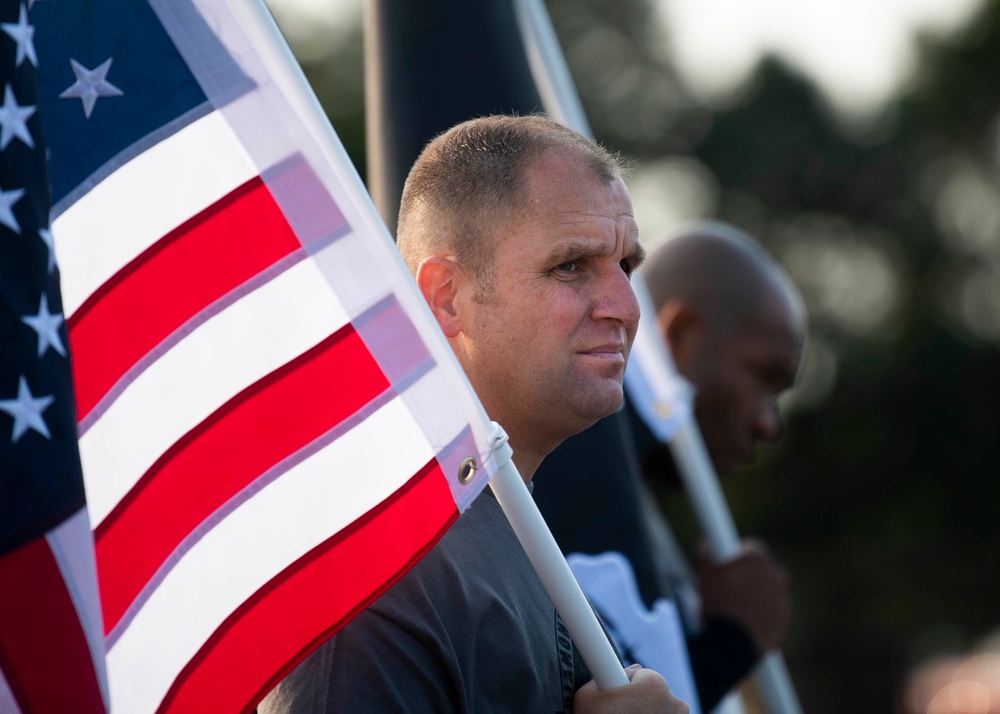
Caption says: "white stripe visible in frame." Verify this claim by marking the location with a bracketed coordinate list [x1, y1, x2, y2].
[105, 389, 440, 714]
[53, 111, 257, 319]
[0, 668, 21, 714]
[80, 257, 350, 526]
[46, 508, 109, 712]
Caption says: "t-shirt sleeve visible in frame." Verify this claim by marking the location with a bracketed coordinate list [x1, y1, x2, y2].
[258, 607, 457, 714]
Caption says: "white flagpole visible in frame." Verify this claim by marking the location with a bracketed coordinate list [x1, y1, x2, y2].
[487, 424, 631, 689]
[657, 379, 804, 714]
[514, 1, 804, 712]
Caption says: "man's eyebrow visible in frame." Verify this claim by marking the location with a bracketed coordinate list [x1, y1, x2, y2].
[543, 236, 647, 265]
[542, 237, 613, 264]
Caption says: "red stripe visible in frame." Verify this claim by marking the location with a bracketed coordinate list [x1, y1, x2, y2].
[68, 177, 302, 422]
[0, 535, 105, 714]
[95, 325, 389, 634]
[156, 459, 457, 714]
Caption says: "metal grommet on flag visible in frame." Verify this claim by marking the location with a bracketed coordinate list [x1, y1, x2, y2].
[458, 457, 478, 484]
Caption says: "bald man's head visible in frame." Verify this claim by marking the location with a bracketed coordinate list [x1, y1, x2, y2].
[642, 221, 806, 475]
[643, 221, 800, 330]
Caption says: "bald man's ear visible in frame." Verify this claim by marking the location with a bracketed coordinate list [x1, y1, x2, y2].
[658, 301, 703, 372]
[416, 256, 463, 338]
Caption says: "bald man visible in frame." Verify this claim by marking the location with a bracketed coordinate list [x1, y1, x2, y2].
[261, 115, 688, 714]
[640, 221, 805, 478]
[534, 221, 806, 712]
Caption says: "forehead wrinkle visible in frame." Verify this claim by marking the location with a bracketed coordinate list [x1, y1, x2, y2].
[547, 210, 640, 248]
[543, 235, 619, 263]
[538, 202, 636, 225]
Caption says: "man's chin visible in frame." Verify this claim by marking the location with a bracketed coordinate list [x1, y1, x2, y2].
[591, 388, 625, 420]
[567, 393, 624, 434]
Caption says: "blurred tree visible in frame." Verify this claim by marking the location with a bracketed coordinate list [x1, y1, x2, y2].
[269, 3, 367, 178]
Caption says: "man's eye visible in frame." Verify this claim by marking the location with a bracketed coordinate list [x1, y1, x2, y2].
[757, 366, 790, 390]
[620, 259, 635, 278]
[554, 262, 578, 273]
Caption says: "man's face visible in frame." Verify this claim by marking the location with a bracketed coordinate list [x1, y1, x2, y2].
[682, 288, 804, 475]
[454, 151, 643, 456]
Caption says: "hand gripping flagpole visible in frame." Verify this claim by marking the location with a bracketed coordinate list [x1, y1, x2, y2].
[513, 0, 804, 711]
[487, 423, 631, 690]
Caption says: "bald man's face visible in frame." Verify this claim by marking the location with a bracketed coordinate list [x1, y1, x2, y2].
[676, 286, 804, 475]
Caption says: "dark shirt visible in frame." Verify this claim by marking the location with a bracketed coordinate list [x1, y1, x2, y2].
[260, 488, 591, 713]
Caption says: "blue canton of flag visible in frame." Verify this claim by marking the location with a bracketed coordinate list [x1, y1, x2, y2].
[0, 1, 79, 554]
[34, 0, 251, 213]
[0, 0, 108, 711]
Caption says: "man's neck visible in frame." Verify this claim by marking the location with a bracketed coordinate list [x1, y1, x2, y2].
[496, 425, 559, 484]
[511, 449, 544, 485]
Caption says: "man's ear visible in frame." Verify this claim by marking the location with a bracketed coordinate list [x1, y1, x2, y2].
[658, 301, 702, 370]
[416, 256, 464, 338]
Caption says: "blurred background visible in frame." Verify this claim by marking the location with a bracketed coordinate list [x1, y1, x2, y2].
[264, 1, 1000, 711]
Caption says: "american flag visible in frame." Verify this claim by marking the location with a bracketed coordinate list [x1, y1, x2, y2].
[0, 0, 108, 710]
[30, 0, 499, 711]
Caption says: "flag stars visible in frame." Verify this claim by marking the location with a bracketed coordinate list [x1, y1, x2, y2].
[2, 4, 37, 68]
[38, 227, 55, 272]
[22, 294, 66, 358]
[0, 375, 53, 443]
[0, 185, 24, 233]
[59, 57, 123, 118]
[0, 84, 34, 149]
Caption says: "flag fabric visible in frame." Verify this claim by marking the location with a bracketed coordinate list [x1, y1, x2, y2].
[0, 0, 108, 711]
[31, 0, 499, 712]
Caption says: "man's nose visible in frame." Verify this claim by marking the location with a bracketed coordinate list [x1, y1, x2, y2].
[753, 398, 783, 443]
[593, 269, 641, 328]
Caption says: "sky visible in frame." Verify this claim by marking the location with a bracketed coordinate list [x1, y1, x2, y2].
[658, 0, 984, 118]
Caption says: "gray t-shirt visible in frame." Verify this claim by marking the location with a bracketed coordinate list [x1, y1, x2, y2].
[260, 488, 592, 713]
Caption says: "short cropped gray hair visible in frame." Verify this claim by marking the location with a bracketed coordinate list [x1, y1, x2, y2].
[397, 114, 622, 299]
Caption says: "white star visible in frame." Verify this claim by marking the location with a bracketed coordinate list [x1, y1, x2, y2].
[2, 5, 37, 68]
[0, 375, 53, 442]
[38, 227, 55, 272]
[22, 293, 66, 358]
[59, 57, 123, 118]
[0, 84, 34, 149]
[0, 185, 24, 233]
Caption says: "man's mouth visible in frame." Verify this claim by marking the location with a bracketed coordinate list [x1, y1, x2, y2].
[580, 342, 625, 359]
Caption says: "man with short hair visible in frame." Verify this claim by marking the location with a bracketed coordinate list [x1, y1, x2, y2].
[260, 115, 689, 713]
[535, 221, 805, 712]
